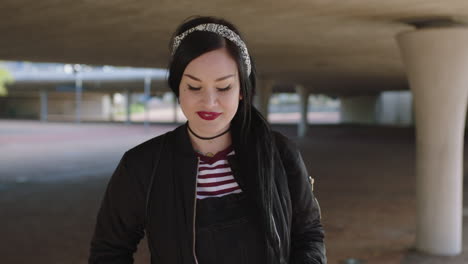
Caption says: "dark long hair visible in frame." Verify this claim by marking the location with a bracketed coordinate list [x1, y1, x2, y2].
[167, 16, 282, 263]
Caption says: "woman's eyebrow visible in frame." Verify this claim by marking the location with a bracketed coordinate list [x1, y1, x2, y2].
[184, 74, 235, 82]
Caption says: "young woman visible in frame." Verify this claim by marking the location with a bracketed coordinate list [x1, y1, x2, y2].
[89, 16, 326, 264]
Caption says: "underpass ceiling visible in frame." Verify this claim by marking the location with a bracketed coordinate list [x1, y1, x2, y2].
[2, 0, 468, 92]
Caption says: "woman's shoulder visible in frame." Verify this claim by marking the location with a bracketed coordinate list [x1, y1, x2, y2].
[127, 132, 169, 156]
[124, 125, 179, 165]
[271, 130, 288, 143]
[271, 130, 301, 159]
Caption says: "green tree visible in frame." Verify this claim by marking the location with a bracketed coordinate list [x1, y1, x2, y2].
[0, 62, 13, 96]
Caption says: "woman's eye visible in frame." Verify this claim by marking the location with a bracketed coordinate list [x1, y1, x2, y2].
[188, 85, 201, 91]
[217, 85, 231, 92]
[187, 85, 231, 91]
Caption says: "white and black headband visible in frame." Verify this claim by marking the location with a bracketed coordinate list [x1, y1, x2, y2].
[171, 23, 252, 76]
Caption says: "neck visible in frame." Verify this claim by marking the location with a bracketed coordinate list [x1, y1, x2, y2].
[186, 123, 232, 155]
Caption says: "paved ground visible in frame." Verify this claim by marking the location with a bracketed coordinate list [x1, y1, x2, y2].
[1, 119, 468, 264]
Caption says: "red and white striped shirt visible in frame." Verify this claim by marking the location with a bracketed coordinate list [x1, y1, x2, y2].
[195, 145, 242, 199]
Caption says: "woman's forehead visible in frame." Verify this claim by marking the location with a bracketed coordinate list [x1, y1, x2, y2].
[183, 48, 239, 81]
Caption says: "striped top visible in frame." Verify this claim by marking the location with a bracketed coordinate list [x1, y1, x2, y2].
[195, 145, 243, 199]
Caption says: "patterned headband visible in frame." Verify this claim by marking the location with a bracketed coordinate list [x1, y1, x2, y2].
[171, 23, 252, 76]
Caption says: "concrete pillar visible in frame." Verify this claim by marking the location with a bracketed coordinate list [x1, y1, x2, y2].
[39, 89, 48, 122]
[75, 72, 82, 123]
[339, 95, 378, 124]
[125, 89, 131, 125]
[144, 76, 151, 128]
[376, 91, 413, 126]
[397, 27, 468, 256]
[295, 85, 310, 137]
[108, 93, 114, 121]
[254, 79, 274, 119]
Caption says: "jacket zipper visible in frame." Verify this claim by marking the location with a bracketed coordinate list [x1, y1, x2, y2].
[192, 156, 200, 264]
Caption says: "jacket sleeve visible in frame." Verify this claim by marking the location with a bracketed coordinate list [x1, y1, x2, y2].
[275, 132, 327, 264]
[88, 152, 146, 264]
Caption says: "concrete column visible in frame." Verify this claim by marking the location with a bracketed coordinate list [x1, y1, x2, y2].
[397, 28, 468, 256]
[376, 91, 413, 126]
[125, 89, 131, 125]
[108, 93, 114, 121]
[254, 79, 274, 119]
[144, 76, 151, 128]
[75, 72, 82, 123]
[339, 95, 378, 124]
[39, 89, 48, 122]
[295, 85, 310, 137]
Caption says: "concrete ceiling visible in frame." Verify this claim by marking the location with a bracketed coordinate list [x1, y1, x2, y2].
[2, 1, 468, 94]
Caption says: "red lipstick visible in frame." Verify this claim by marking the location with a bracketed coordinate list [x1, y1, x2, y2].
[197, 111, 221, 120]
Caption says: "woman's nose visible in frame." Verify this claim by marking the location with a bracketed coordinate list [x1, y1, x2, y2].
[201, 89, 218, 106]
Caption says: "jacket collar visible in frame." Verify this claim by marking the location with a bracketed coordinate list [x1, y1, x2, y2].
[174, 121, 198, 157]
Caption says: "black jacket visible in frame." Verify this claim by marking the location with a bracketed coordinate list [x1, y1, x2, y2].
[89, 123, 326, 264]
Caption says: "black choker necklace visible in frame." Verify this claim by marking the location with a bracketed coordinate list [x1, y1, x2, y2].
[187, 122, 230, 140]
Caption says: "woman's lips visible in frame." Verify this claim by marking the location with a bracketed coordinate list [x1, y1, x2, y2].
[197, 111, 221, 120]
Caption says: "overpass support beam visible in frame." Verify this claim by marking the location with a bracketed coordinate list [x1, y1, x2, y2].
[254, 79, 274, 120]
[39, 89, 48, 122]
[339, 95, 378, 124]
[144, 76, 151, 128]
[397, 28, 468, 256]
[125, 89, 131, 125]
[295, 85, 310, 137]
[74, 73, 82, 124]
[376, 91, 414, 126]
[108, 93, 114, 122]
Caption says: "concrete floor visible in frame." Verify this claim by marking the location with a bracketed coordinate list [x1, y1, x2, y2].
[1, 119, 468, 264]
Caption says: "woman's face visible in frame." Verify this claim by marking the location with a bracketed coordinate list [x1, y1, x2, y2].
[179, 47, 242, 136]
